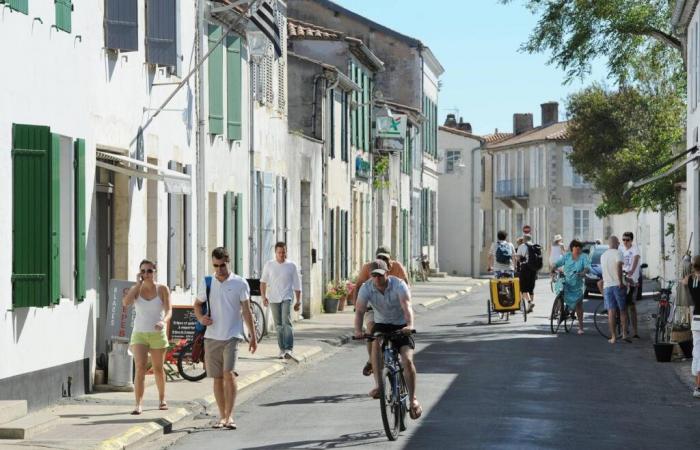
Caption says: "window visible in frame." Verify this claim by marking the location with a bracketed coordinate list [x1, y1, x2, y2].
[105, 0, 138, 51]
[55, 0, 72, 33]
[572, 171, 587, 187]
[329, 89, 336, 159]
[574, 209, 590, 239]
[146, 0, 178, 67]
[223, 192, 244, 274]
[480, 156, 486, 191]
[11, 124, 86, 307]
[168, 161, 191, 290]
[208, 25, 224, 135]
[445, 150, 461, 173]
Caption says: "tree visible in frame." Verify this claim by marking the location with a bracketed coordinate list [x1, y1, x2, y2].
[566, 85, 685, 216]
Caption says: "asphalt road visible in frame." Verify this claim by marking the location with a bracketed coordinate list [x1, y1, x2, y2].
[168, 281, 700, 449]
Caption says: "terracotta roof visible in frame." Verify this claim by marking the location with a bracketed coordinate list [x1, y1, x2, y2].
[486, 121, 569, 149]
[288, 18, 343, 40]
[482, 132, 514, 144]
[438, 126, 484, 143]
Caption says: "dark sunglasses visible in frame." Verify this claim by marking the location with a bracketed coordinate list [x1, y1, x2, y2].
[371, 273, 384, 278]
[213, 263, 227, 268]
[140, 268, 155, 274]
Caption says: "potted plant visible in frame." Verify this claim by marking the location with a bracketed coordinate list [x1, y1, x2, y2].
[323, 281, 348, 313]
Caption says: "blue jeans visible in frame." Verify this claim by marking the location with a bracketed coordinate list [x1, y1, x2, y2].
[270, 300, 294, 351]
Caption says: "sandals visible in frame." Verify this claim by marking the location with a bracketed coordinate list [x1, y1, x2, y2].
[130, 407, 142, 415]
[362, 361, 373, 377]
[225, 419, 237, 430]
[409, 400, 423, 420]
[368, 387, 380, 399]
[159, 402, 168, 410]
[212, 419, 227, 429]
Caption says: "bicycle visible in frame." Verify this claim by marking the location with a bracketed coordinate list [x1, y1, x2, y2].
[354, 329, 416, 441]
[177, 299, 266, 382]
[550, 271, 576, 334]
[652, 277, 675, 344]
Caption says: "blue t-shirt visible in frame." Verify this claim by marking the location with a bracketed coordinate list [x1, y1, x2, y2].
[357, 276, 409, 325]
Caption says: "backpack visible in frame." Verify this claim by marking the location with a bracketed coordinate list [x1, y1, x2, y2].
[191, 276, 213, 363]
[495, 241, 513, 265]
[526, 243, 544, 271]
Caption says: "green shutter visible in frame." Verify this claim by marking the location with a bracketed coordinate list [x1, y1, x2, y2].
[55, 0, 73, 33]
[235, 193, 244, 275]
[208, 25, 224, 135]
[350, 62, 356, 148]
[223, 191, 233, 251]
[226, 33, 242, 141]
[362, 72, 369, 152]
[8, 0, 28, 14]
[50, 134, 61, 304]
[12, 124, 52, 307]
[432, 101, 438, 157]
[74, 138, 86, 301]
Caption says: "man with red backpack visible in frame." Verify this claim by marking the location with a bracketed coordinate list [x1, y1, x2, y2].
[516, 234, 544, 312]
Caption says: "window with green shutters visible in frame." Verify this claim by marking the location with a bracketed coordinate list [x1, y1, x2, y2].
[12, 124, 61, 307]
[208, 24, 224, 135]
[55, 0, 73, 33]
[226, 33, 242, 141]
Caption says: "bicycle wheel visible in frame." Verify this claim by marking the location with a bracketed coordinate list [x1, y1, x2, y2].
[563, 306, 575, 333]
[398, 371, 408, 432]
[379, 368, 401, 441]
[594, 301, 611, 339]
[177, 342, 207, 381]
[243, 300, 266, 343]
[550, 295, 563, 334]
[655, 304, 668, 344]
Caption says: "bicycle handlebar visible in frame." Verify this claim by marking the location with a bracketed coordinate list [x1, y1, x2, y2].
[352, 329, 416, 341]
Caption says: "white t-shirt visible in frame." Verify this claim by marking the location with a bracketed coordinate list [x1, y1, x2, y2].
[489, 241, 515, 272]
[196, 272, 249, 341]
[620, 244, 641, 281]
[601, 248, 623, 289]
[260, 259, 302, 303]
[517, 243, 529, 264]
[549, 244, 564, 265]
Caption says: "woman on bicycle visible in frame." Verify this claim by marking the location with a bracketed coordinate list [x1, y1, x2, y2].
[552, 240, 591, 335]
[681, 255, 700, 398]
[122, 260, 172, 415]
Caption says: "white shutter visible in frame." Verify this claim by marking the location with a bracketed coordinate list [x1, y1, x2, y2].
[276, 13, 287, 113]
[562, 206, 574, 241]
[562, 146, 573, 187]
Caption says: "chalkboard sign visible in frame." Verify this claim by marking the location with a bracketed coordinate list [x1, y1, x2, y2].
[169, 306, 198, 342]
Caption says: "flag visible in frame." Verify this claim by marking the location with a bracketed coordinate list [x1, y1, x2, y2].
[249, 0, 281, 57]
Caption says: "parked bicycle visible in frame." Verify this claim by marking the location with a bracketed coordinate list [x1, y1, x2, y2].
[177, 299, 266, 381]
[550, 271, 576, 334]
[353, 329, 416, 441]
[652, 277, 675, 344]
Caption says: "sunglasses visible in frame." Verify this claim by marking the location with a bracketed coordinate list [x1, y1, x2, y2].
[140, 268, 155, 274]
[371, 273, 384, 278]
[213, 263, 227, 268]
[622, 238, 631, 242]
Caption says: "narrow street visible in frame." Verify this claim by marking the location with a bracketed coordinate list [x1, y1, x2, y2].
[162, 281, 700, 450]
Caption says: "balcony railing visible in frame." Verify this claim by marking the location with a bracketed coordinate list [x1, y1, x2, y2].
[495, 178, 529, 199]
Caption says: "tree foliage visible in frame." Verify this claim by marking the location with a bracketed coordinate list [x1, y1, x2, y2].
[566, 85, 685, 216]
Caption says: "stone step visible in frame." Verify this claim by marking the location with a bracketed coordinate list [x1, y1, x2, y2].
[0, 412, 58, 439]
[0, 401, 27, 425]
[430, 272, 447, 278]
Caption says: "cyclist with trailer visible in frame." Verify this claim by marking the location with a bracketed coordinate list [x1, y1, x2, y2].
[552, 240, 591, 335]
[354, 259, 422, 420]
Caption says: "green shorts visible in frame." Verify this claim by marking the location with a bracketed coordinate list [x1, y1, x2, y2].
[130, 330, 169, 349]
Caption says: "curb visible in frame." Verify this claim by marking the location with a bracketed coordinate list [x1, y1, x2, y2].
[420, 284, 480, 309]
[96, 347, 323, 449]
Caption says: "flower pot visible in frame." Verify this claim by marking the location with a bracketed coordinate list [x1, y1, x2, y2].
[323, 297, 339, 313]
[678, 339, 694, 359]
[653, 343, 674, 362]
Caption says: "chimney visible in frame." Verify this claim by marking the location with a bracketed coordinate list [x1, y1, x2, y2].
[456, 117, 472, 133]
[541, 101, 559, 126]
[444, 114, 457, 128]
[513, 113, 534, 135]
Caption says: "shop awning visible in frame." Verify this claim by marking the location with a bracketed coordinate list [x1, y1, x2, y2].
[96, 151, 191, 194]
[624, 146, 699, 193]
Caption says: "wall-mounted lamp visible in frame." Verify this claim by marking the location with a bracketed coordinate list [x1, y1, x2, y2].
[33, 17, 43, 24]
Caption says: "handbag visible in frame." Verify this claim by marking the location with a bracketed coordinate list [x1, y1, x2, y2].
[191, 276, 213, 363]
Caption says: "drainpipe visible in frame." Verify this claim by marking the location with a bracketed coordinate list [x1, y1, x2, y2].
[248, 59, 256, 276]
[471, 143, 482, 277]
[195, 0, 206, 287]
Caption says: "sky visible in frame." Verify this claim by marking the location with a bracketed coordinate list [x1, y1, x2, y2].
[332, 0, 609, 136]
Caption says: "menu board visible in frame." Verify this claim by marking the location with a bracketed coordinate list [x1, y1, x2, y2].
[169, 306, 198, 342]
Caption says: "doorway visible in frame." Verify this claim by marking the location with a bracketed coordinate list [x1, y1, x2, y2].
[95, 169, 114, 361]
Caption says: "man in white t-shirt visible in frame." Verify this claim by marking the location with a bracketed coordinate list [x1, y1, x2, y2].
[195, 247, 257, 430]
[261, 241, 302, 360]
[620, 231, 640, 338]
[487, 230, 516, 275]
[600, 236, 629, 343]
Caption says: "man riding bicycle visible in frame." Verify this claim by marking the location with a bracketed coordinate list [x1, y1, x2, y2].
[354, 259, 422, 420]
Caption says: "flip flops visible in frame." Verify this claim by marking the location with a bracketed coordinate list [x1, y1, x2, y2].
[212, 419, 226, 429]
[225, 419, 237, 430]
[368, 387, 380, 399]
[130, 408, 142, 415]
[159, 402, 168, 410]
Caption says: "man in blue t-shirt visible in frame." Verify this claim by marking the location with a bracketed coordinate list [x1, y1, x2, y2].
[354, 259, 422, 420]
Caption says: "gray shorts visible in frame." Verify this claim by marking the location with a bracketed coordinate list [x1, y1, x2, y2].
[204, 338, 240, 378]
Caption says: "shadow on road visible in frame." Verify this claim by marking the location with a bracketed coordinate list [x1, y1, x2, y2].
[260, 393, 368, 407]
[237, 430, 386, 449]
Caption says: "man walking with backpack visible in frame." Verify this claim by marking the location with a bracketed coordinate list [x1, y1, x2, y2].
[488, 230, 515, 276]
[517, 234, 543, 312]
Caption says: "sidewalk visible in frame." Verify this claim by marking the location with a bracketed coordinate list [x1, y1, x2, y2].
[0, 276, 485, 450]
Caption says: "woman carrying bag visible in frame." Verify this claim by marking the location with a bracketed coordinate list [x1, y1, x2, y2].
[122, 259, 172, 414]
[681, 255, 700, 399]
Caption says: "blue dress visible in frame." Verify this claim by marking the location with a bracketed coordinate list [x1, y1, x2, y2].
[553, 252, 591, 309]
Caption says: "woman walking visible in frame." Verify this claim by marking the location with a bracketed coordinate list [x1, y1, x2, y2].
[552, 240, 591, 335]
[681, 255, 700, 398]
[549, 234, 566, 270]
[122, 260, 172, 414]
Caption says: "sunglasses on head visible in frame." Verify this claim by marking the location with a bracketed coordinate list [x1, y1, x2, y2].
[213, 263, 227, 268]
[140, 268, 155, 274]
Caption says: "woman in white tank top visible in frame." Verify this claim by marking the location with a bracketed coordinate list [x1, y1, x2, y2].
[122, 259, 172, 415]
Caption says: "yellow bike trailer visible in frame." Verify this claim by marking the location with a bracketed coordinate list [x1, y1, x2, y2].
[487, 276, 527, 324]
